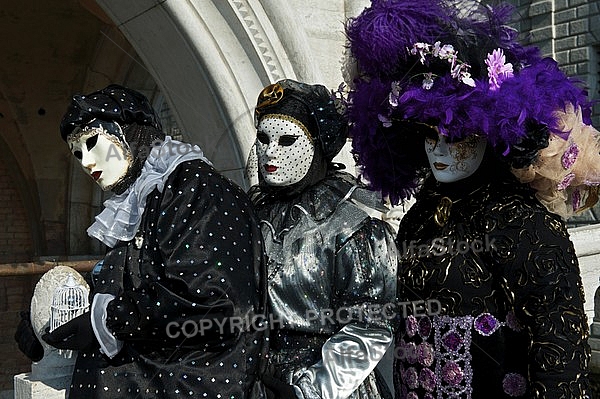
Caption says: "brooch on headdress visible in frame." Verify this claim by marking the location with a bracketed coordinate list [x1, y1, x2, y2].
[254, 83, 284, 126]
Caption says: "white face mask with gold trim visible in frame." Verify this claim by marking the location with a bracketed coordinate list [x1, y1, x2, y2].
[256, 115, 315, 187]
[425, 132, 486, 183]
[67, 122, 132, 191]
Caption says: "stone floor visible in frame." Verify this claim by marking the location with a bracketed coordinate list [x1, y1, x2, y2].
[591, 373, 600, 397]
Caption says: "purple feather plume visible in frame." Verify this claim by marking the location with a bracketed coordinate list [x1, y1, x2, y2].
[348, 77, 426, 203]
[346, 0, 592, 204]
[346, 0, 452, 78]
[490, 58, 590, 150]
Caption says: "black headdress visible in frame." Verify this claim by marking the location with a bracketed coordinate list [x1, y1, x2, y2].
[60, 84, 166, 194]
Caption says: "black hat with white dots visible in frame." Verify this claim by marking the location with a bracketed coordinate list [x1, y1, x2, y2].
[59, 84, 166, 194]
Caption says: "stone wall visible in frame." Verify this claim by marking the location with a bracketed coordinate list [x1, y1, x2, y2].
[0, 275, 39, 391]
[0, 157, 33, 264]
[0, 143, 39, 391]
[512, 0, 600, 124]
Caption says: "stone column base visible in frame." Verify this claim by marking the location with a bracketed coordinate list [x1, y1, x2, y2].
[13, 373, 72, 399]
[589, 337, 600, 373]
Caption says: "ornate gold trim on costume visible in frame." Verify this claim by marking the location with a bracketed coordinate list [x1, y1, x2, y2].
[434, 196, 452, 227]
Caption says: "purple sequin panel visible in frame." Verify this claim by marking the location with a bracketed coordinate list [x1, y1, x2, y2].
[442, 331, 463, 352]
[418, 342, 434, 366]
[406, 342, 418, 364]
[419, 367, 436, 392]
[406, 315, 418, 337]
[397, 339, 421, 365]
[406, 367, 419, 389]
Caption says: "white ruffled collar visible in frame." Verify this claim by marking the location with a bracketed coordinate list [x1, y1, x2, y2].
[87, 136, 210, 248]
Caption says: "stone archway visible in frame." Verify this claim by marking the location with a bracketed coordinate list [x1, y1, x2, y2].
[63, 0, 362, 253]
[93, 0, 324, 188]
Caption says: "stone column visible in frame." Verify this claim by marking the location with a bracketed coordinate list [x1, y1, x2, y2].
[588, 277, 600, 373]
[14, 266, 89, 399]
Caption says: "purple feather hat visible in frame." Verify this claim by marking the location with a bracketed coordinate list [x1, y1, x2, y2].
[345, 0, 591, 205]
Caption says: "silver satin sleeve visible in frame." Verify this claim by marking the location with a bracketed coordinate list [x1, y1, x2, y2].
[292, 324, 393, 399]
[262, 183, 398, 399]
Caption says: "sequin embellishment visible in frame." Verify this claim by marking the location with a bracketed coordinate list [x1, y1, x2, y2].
[433, 315, 473, 398]
[502, 373, 527, 397]
[473, 313, 500, 336]
[561, 141, 579, 169]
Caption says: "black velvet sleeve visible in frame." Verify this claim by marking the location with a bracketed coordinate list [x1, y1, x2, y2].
[106, 161, 266, 348]
[488, 198, 591, 398]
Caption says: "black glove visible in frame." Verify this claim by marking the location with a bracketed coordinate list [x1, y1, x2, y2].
[262, 364, 297, 399]
[105, 292, 143, 339]
[14, 310, 44, 362]
[42, 311, 95, 350]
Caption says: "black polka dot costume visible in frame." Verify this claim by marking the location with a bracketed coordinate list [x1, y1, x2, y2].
[57, 85, 268, 398]
[77, 161, 266, 398]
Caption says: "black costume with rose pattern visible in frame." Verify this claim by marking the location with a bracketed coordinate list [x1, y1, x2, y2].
[394, 168, 590, 399]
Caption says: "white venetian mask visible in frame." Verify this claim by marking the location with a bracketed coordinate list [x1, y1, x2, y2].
[67, 121, 132, 191]
[425, 131, 486, 183]
[256, 115, 315, 187]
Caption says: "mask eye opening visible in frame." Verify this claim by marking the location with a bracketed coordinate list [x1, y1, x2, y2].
[256, 132, 269, 145]
[86, 134, 99, 151]
[278, 135, 300, 147]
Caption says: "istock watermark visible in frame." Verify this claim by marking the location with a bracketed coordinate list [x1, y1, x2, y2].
[399, 235, 497, 260]
[104, 139, 204, 162]
[165, 299, 442, 339]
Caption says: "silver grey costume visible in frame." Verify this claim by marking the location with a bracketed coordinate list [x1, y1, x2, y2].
[251, 173, 398, 399]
